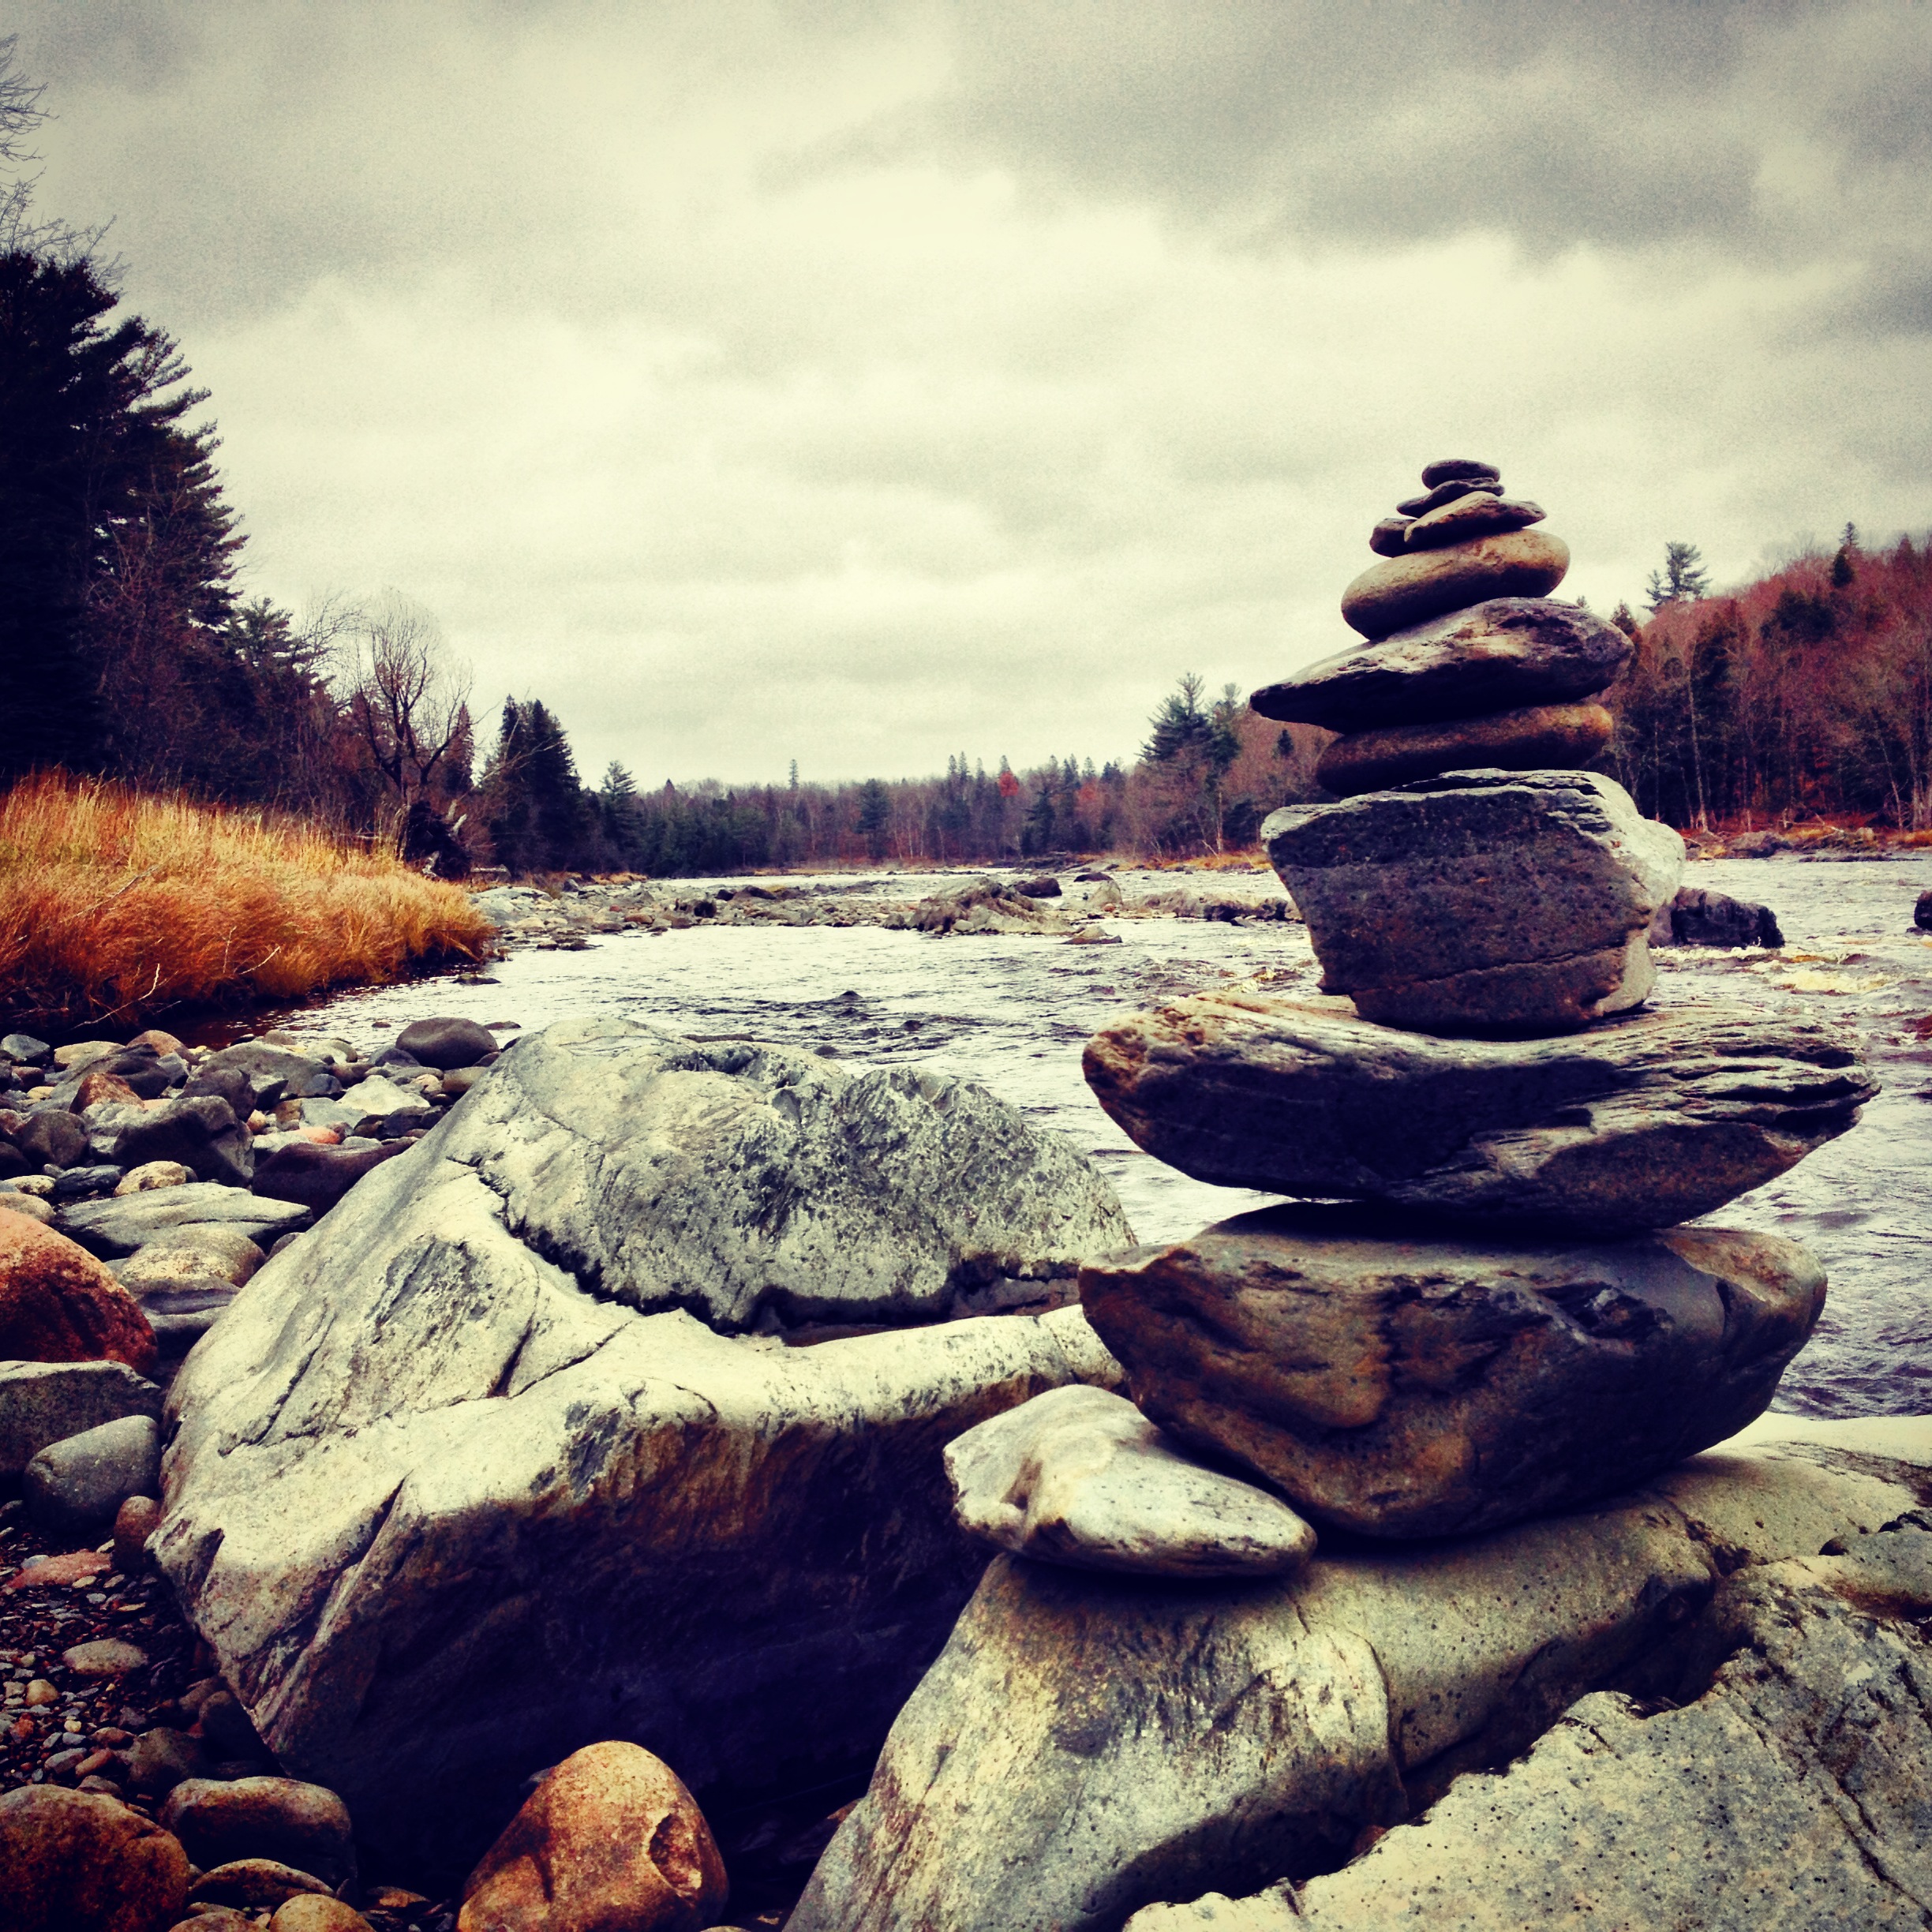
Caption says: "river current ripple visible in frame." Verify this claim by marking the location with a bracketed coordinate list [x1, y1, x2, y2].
[271, 857, 1932, 1421]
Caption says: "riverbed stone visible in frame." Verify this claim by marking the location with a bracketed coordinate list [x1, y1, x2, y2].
[57, 1185, 310, 1259]
[457, 1742, 728, 1932]
[1262, 770, 1683, 1032]
[1251, 597, 1634, 734]
[788, 1415, 1932, 1932]
[199, 1043, 340, 1108]
[1403, 492, 1544, 549]
[113, 1162, 195, 1195]
[1651, 883, 1785, 949]
[395, 1016, 498, 1069]
[1315, 701, 1614, 796]
[249, 1140, 406, 1215]
[1081, 1208, 1822, 1537]
[1129, 1524, 1932, 1932]
[12, 1107, 88, 1168]
[0, 1359, 161, 1477]
[945, 1383, 1316, 1576]
[160, 1778, 355, 1890]
[155, 1037, 1127, 1866]
[1082, 994, 1875, 1233]
[25, 1413, 163, 1536]
[0, 1784, 191, 1932]
[98, 1095, 253, 1190]
[1342, 529, 1569, 638]
[0, 1218, 156, 1374]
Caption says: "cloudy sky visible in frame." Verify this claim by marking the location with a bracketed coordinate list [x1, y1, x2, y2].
[16, 2, 1932, 785]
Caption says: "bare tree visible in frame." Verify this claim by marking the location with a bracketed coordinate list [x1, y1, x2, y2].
[338, 592, 474, 846]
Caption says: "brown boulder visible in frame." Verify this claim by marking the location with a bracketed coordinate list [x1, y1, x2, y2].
[459, 1741, 728, 1932]
[187, 1861, 333, 1911]
[0, 1215, 156, 1376]
[1341, 529, 1570, 638]
[270, 1900, 378, 1932]
[1081, 1207, 1825, 1538]
[1315, 702, 1614, 796]
[0, 1784, 189, 1932]
[160, 1777, 355, 1889]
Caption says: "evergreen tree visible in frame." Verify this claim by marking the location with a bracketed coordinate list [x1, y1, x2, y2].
[855, 777, 891, 860]
[1645, 541, 1712, 612]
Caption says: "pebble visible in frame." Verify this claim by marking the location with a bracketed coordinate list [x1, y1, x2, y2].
[61, 1638, 148, 1677]
[113, 1163, 195, 1196]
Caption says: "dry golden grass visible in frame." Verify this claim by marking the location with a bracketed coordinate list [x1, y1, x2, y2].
[0, 773, 493, 1030]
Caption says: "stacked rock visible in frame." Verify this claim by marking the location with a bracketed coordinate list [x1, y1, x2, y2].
[1057, 460, 1880, 1543]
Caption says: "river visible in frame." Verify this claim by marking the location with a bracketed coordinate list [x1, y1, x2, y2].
[257, 856, 1932, 1421]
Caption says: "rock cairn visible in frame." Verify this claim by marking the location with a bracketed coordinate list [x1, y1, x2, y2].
[1061, 459, 1880, 1541]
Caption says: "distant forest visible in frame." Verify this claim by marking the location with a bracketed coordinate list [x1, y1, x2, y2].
[5, 84, 1930, 875]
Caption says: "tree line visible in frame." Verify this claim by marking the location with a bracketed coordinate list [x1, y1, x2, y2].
[1604, 529, 1932, 830]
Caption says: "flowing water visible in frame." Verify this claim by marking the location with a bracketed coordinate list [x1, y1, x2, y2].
[264, 856, 1932, 1421]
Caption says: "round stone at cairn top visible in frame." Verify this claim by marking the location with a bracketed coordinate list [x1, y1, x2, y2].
[1078, 1204, 1828, 1540]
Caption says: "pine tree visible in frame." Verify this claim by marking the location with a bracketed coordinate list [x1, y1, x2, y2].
[1645, 541, 1712, 612]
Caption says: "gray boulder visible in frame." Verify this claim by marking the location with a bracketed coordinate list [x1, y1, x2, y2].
[1339, 530, 1570, 639]
[1262, 770, 1683, 1033]
[11, 1109, 87, 1169]
[1081, 994, 1876, 1234]
[198, 1043, 340, 1109]
[394, 1017, 498, 1069]
[1649, 883, 1784, 949]
[249, 1140, 405, 1215]
[57, 1185, 311, 1260]
[403, 1019, 1133, 1331]
[25, 1413, 161, 1536]
[945, 1385, 1316, 1576]
[118, 1230, 268, 1353]
[1081, 1208, 1822, 1537]
[788, 1416, 1932, 1932]
[0, 1359, 161, 1478]
[1131, 1524, 1932, 1932]
[96, 1095, 253, 1189]
[1251, 597, 1633, 732]
[155, 1019, 1132, 1866]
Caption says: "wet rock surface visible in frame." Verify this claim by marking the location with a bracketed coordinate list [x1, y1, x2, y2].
[945, 1383, 1316, 1575]
[1081, 1208, 1824, 1537]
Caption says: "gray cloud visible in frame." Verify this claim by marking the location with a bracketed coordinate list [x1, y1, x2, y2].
[8, 1, 1931, 788]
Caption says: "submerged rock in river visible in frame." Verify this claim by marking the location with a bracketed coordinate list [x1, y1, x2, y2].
[155, 1019, 1130, 1866]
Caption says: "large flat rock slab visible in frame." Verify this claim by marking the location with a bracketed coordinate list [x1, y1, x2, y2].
[1080, 1208, 1822, 1537]
[1251, 597, 1632, 732]
[1081, 994, 1874, 1234]
[1262, 770, 1683, 1033]
[155, 1058, 1126, 1868]
[417, 1017, 1132, 1330]
[57, 1185, 311, 1259]
[1132, 1522, 1932, 1932]
[788, 1416, 1932, 1932]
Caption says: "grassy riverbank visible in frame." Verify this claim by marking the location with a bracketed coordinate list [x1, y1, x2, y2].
[0, 773, 494, 1032]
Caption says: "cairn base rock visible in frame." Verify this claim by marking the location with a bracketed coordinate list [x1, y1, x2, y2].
[1081, 994, 1874, 1233]
[1263, 769, 1683, 1032]
[1080, 1207, 1823, 1537]
[789, 1417, 1932, 1932]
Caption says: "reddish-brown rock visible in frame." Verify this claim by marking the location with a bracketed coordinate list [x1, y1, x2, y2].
[0, 1215, 156, 1376]
[459, 1742, 728, 1932]
[160, 1777, 355, 1889]
[0, 1784, 189, 1932]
